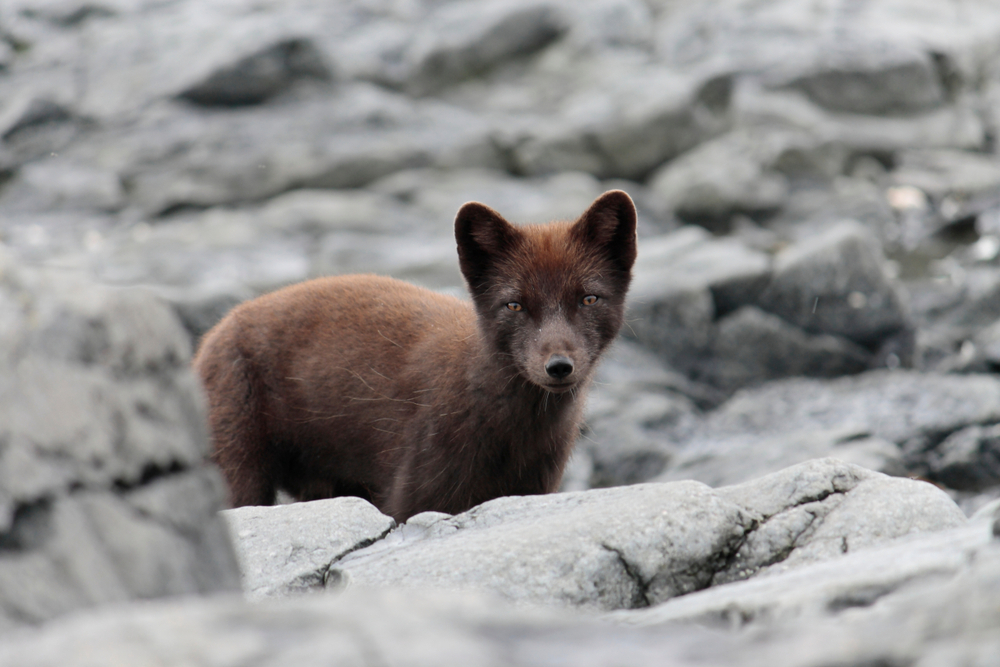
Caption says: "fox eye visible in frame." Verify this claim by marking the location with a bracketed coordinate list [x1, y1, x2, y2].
[506, 302, 523, 312]
[582, 295, 599, 306]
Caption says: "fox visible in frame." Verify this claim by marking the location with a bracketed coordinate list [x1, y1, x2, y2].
[192, 190, 637, 521]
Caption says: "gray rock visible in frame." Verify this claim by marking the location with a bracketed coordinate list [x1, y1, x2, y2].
[713, 459, 966, 581]
[891, 149, 1000, 203]
[614, 512, 991, 629]
[582, 386, 691, 487]
[339, 0, 566, 94]
[626, 226, 771, 370]
[768, 39, 946, 116]
[0, 257, 237, 626]
[368, 167, 605, 235]
[0, 252, 240, 629]
[178, 37, 333, 107]
[312, 232, 463, 293]
[0, 158, 124, 213]
[325, 459, 961, 611]
[508, 69, 732, 180]
[0, 586, 735, 667]
[116, 84, 498, 214]
[757, 220, 910, 347]
[657, 370, 1000, 488]
[927, 424, 1000, 492]
[701, 306, 871, 393]
[647, 129, 798, 223]
[332, 481, 749, 611]
[766, 179, 900, 250]
[402, 0, 567, 95]
[579, 339, 713, 489]
[4, 537, 1000, 667]
[222, 498, 395, 601]
[733, 80, 986, 155]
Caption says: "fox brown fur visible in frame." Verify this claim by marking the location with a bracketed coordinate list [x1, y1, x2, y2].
[192, 190, 637, 521]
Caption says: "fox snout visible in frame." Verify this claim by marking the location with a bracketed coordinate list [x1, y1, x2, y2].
[527, 318, 587, 391]
[545, 355, 574, 380]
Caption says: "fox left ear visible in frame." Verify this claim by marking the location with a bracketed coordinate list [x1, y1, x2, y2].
[571, 190, 637, 274]
[455, 201, 522, 299]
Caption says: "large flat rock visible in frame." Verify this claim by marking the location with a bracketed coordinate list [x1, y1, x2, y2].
[1, 511, 996, 667]
[324, 459, 963, 609]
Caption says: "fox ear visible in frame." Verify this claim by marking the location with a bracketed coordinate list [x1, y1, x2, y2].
[571, 190, 637, 274]
[455, 202, 521, 297]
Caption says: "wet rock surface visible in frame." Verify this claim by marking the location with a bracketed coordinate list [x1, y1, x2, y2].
[5, 0, 1000, 663]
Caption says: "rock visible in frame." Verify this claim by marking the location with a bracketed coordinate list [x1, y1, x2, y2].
[712, 459, 966, 581]
[765, 179, 899, 250]
[626, 226, 771, 370]
[119, 83, 498, 213]
[332, 481, 749, 611]
[582, 386, 690, 488]
[647, 129, 799, 223]
[891, 149, 1000, 203]
[340, 0, 566, 94]
[508, 69, 732, 180]
[0, 158, 124, 213]
[927, 424, 1000, 492]
[311, 232, 463, 293]
[222, 498, 396, 601]
[734, 81, 986, 155]
[888, 149, 1000, 234]
[614, 512, 992, 630]
[0, 586, 737, 667]
[178, 37, 333, 107]
[658, 370, 1000, 488]
[324, 459, 962, 610]
[0, 252, 240, 629]
[767, 39, 947, 116]
[700, 306, 871, 393]
[558, 0, 654, 52]
[368, 167, 605, 235]
[4, 534, 1000, 667]
[400, 0, 567, 95]
[757, 220, 911, 348]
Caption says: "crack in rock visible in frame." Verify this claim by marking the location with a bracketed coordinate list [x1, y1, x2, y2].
[322, 524, 396, 589]
[600, 543, 651, 609]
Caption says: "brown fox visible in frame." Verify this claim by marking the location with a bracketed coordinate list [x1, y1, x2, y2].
[193, 190, 637, 521]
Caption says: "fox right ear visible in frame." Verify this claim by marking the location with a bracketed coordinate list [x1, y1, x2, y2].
[455, 202, 520, 297]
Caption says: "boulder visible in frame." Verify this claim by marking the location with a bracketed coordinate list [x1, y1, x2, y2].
[626, 226, 771, 370]
[0, 252, 240, 630]
[325, 459, 963, 610]
[3, 526, 999, 667]
[508, 69, 732, 180]
[614, 511, 994, 630]
[177, 37, 333, 107]
[927, 424, 1000, 492]
[222, 498, 396, 601]
[757, 221, 911, 348]
[656, 370, 1000, 488]
[767, 39, 947, 116]
[647, 129, 804, 223]
[701, 306, 871, 393]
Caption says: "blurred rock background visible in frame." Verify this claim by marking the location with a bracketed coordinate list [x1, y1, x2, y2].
[3, 1, 1000, 664]
[6, 0, 1000, 511]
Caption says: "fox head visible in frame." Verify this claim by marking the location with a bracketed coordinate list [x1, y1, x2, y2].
[455, 190, 637, 393]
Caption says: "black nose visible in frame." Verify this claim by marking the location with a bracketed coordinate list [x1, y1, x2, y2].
[545, 355, 574, 380]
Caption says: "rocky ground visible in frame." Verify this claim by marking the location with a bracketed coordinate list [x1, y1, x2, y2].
[3, 0, 1000, 664]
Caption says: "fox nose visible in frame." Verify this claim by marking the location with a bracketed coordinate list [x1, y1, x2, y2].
[545, 355, 574, 380]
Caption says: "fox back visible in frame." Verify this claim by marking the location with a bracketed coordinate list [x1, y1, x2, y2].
[193, 190, 637, 521]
